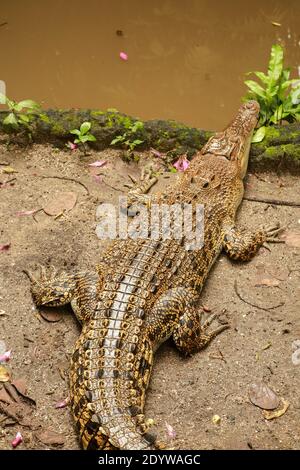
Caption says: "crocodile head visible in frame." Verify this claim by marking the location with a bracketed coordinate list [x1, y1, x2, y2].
[202, 100, 260, 178]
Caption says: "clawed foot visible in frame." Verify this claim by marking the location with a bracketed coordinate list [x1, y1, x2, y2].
[122, 166, 158, 215]
[263, 222, 286, 250]
[23, 264, 74, 307]
[200, 312, 230, 340]
[23, 264, 58, 285]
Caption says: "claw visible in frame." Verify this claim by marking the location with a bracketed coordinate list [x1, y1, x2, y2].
[201, 312, 217, 329]
[263, 242, 272, 252]
[128, 174, 138, 185]
[23, 268, 38, 284]
[265, 223, 285, 236]
[264, 223, 286, 243]
[266, 237, 285, 243]
[265, 222, 280, 232]
[49, 265, 58, 278]
[200, 312, 230, 340]
[36, 263, 47, 280]
[208, 324, 230, 339]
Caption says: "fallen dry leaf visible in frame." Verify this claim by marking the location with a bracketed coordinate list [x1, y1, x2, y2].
[40, 309, 63, 323]
[0, 400, 34, 426]
[255, 276, 280, 287]
[254, 266, 280, 287]
[265, 265, 289, 282]
[35, 429, 65, 446]
[0, 243, 10, 252]
[11, 377, 36, 406]
[262, 398, 289, 420]
[280, 230, 300, 248]
[248, 382, 280, 410]
[0, 386, 14, 404]
[43, 191, 77, 216]
[0, 365, 11, 382]
[4, 382, 20, 403]
[11, 378, 28, 397]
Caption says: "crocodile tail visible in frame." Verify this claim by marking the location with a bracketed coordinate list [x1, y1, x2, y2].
[81, 412, 159, 450]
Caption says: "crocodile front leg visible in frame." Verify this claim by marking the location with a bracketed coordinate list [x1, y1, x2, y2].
[222, 223, 283, 261]
[123, 166, 158, 215]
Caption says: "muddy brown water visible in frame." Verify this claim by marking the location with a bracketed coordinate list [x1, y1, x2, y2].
[1, 0, 300, 129]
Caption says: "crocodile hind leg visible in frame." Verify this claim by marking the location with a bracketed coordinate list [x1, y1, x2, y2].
[24, 265, 100, 323]
[148, 287, 228, 356]
[222, 222, 284, 261]
[173, 309, 229, 356]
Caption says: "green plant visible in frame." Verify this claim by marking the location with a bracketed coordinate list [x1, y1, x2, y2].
[110, 120, 144, 155]
[0, 93, 40, 138]
[244, 44, 300, 142]
[70, 121, 96, 154]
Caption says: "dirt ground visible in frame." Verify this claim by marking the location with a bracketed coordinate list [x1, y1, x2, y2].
[0, 143, 300, 450]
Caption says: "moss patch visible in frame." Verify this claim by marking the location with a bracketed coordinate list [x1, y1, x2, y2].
[0, 108, 299, 173]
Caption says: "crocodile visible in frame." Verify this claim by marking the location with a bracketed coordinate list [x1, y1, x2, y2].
[25, 100, 282, 450]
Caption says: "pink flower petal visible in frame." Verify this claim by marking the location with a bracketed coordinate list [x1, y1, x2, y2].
[12, 432, 23, 448]
[119, 51, 128, 61]
[165, 422, 176, 439]
[15, 209, 38, 217]
[67, 141, 78, 150]
[88, 160, 107, 168]
[173, 155, 190, 172]
[54, 397, 70, 409]
[0, 350, 11, 363]
[0, 243, 10, 252]
[93, 175, 103, 184]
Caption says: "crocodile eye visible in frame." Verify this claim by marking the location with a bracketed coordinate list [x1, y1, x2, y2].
[203, 181, 209, 188]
